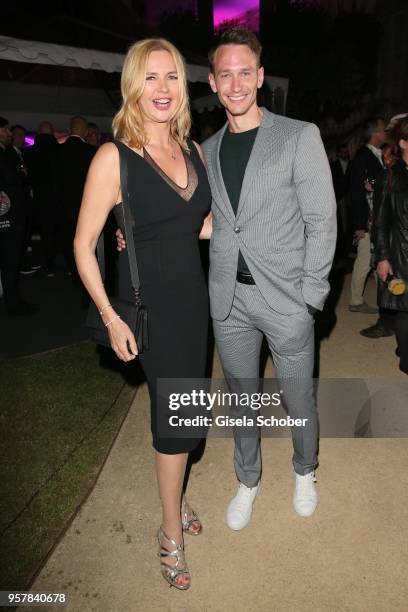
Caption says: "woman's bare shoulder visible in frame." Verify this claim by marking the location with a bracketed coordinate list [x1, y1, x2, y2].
[93, 142, 119, 166]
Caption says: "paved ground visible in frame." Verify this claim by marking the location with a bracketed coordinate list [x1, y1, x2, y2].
[22, 273, 408, 611]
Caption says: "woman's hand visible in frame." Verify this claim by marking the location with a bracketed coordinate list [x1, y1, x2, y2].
[106, 315, 138, 361]
[115, 228, 126, 251]
[377, 259, 393, 282]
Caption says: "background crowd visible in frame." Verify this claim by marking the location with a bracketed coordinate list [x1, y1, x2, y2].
[329, 113, 408, 373]
[0, 116, 99, 314]
[1, 111, 407, 374]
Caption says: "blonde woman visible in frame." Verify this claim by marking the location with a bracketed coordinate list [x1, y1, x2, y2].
[74, 39, 212, 590]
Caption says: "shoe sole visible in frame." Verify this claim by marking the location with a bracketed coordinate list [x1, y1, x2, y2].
[294, 503, 318, 518]
[348, 309, 377, 314]
[360, 332, 394, 338]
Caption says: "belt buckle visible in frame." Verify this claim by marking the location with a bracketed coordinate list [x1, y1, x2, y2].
[237, 271, 255, 285]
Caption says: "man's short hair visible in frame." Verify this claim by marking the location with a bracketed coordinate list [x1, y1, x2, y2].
[208, 27, 262, 72]
[70, 115, 88, 132]
[0, 117, 9, 128]
[362, 116, 385, 144]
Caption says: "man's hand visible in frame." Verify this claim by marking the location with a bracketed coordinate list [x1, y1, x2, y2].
[353, 229, 366, 242]
[115, 228, 126, 251]
[377, 259, 393, 282]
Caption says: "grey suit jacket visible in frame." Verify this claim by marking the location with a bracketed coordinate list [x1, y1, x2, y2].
[201, 108, 337, 321]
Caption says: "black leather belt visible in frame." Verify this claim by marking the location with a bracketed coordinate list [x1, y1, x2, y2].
[236, 270, 256, 285]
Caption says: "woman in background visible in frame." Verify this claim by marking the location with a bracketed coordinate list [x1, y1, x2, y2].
[375, 116, 408, 374]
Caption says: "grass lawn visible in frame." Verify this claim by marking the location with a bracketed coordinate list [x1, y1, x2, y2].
[0, 342, 137, 592]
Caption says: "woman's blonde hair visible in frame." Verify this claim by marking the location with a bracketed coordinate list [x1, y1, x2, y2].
[112, 38, 191, 150]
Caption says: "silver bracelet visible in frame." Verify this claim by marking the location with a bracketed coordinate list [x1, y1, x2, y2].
[104, 315, 120, 327]
[99, 303, 112, 315]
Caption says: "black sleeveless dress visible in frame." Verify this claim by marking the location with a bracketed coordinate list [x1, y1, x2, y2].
[117, 139, 211, 454]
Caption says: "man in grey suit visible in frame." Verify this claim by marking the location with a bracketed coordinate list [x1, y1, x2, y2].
[201, 27, 336, 528]
[116, 27, 336, 528]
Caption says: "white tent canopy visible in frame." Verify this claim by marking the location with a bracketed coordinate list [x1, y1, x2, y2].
[0, 35, 288, 130]
[0, 81, 117, 133]
[0, 35, 211, 81]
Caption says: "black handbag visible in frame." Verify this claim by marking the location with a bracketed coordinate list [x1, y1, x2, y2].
[86, 141, 148, 353]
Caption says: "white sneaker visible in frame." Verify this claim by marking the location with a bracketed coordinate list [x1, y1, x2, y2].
[293, 471, 318, 517]
[226, 481, 261, 530]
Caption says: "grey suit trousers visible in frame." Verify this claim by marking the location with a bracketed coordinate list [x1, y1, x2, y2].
[213, 281, 318, 487]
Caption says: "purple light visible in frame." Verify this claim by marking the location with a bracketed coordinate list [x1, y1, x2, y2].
[214, 0, 259, 31]
[25, 136, 35, 146]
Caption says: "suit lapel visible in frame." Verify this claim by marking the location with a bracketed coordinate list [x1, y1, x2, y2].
[235, 111, 274, 222]
[210, 122, 235, 223]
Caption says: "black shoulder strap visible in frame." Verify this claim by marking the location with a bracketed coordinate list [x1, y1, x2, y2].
[188, 138, 204, 168]
[95, 140, 142, 304]
[187, 137, 196, 157]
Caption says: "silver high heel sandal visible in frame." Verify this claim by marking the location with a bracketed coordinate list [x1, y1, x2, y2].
[181, 497, 202, 536]
[157, 527, 191, 590]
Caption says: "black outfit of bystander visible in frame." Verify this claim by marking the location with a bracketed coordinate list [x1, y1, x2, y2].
[5, 144, 34, 272]
[25, 133, 59, 271]
[349, 146, 383, 232]
[54, 136, 95, 273]
[375, 160, 408, 373]
[349, 146, 396, 336]
[331, 159, 350, 202]
[330, 158, 350, 259]
[0, 146, 34, 314]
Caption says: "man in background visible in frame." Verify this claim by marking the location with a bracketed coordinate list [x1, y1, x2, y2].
[348, 116, 395, 337]
[6, 125, 39, 275]
[330, 143, 350, 262]
[55, 116, 95, 275]
[25, 121, 59, 276]
[86, 122, 101, 148]
[0, 117, 36, 315]
[348, 118, 387, 315]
